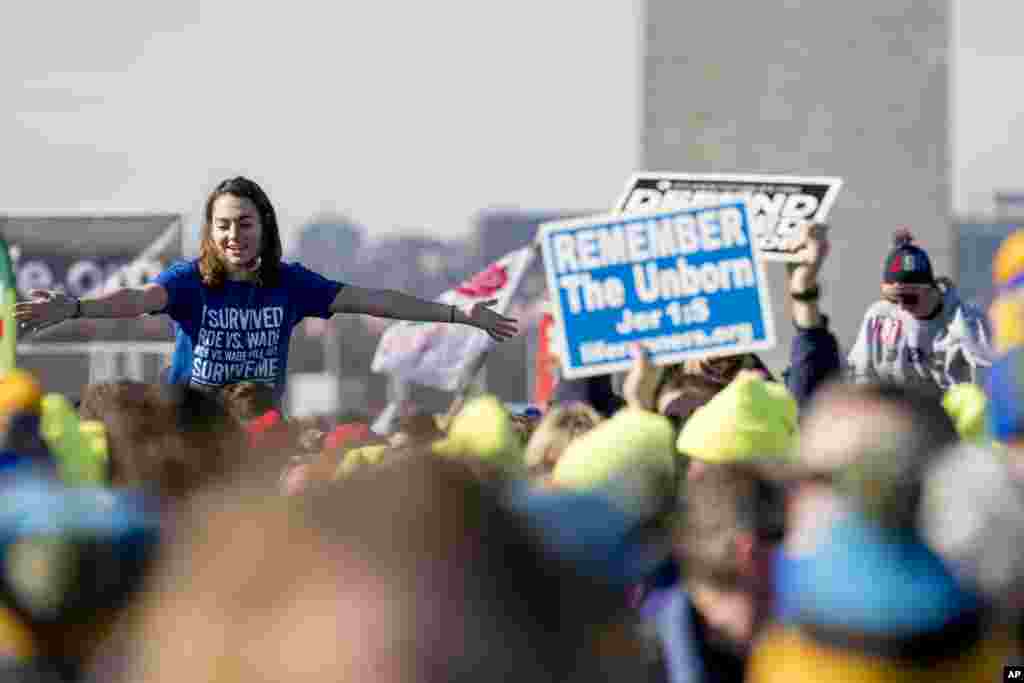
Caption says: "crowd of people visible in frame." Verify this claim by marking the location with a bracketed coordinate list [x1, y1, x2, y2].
[1, 177, 1022, 681]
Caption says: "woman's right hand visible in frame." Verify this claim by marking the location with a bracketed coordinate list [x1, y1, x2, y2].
[14, 289, 77, 332]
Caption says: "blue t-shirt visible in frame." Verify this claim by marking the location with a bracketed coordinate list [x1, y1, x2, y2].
[155, 260, 344, 403]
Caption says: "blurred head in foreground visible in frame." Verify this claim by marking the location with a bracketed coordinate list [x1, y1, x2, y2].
[675, 463, 785, 654]
[97, 455, 647, 682]
[749, 380, 1014, 682]
[0, 479, 160, 680]
[81, 382, 246, 507]
[790, 380, 959, 533]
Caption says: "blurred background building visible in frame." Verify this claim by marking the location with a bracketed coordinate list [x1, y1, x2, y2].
[643, 0, 952, 374]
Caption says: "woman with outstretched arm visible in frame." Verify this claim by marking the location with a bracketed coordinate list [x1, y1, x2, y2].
[15, 177, 518, 406]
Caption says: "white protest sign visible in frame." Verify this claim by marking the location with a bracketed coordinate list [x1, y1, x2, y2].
[371, 245, 534, 392]
[617, 172, 842, 262]
[538, 201, 775, 379]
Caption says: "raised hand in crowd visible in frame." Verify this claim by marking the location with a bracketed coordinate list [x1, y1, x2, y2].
[786, 221, 830, 329]
[622, 342, 665, 413]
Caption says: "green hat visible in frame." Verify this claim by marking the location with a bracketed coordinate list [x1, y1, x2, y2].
[551, 408, 677, 522]
[432, 395, 524, 473]
[677, 370, 798, 464]
[334, 444, 389, 480]
[942, 383, 991, 445]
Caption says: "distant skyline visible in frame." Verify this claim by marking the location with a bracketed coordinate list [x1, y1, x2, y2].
[1, 1, 1020, 255]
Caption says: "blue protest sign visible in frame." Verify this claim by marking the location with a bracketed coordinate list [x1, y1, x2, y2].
[538, 201, 776, 380]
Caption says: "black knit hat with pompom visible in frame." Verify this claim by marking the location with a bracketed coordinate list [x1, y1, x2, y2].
[883, 229, 934, 285]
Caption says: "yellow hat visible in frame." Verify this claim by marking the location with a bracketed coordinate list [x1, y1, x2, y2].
[0, 369, 43, 417]
[431, 395, 524, 472]
[676, 370, 798, 463]
[747, 623, 1015, 683]
[0, 606, 38, 660]
[333, 444, 389, 480]
[551, 408, 677, 521]
[992, 228, 1024, 287]
[988, 292, 1024, 354]
[941, 383, 991, 445]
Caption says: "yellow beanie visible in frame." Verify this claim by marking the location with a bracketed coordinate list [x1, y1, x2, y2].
[431, 395, 524, 473]
[748, 624, 1016, 683]
[0, 606, 38, 660]
[942, 383, 991, 445]
[551, 408, 677, 521]
[676, 370, 798, 463]
[988, 293, 1024, 355]
[0, 369, 43, 417]
[992, 228, 1024, 287]
[333, 444, 389, 480]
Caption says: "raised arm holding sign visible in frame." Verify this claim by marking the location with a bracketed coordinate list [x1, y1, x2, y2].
[618, 221, 841, 423]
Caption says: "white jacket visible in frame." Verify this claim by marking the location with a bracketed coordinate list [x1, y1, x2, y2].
[846, 282, 993, 393]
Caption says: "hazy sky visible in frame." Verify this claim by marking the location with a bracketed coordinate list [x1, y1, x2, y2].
[952, 0, 1024, 217]
[1, 1, 642, 251]
[2, 1, 1020, 252]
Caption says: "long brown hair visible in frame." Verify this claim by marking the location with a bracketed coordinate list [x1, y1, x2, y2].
[198, 176, 283, 288]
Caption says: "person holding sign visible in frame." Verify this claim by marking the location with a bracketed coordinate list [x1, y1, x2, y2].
[14, 177, 518, 405]
[622, 221, 840, 420]
[847, 230, 991, 395]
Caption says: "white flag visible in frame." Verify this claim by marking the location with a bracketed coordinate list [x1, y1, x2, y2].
[371, 245, 534, 392]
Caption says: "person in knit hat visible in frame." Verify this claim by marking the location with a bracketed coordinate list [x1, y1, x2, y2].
[847, 229, 992, 394]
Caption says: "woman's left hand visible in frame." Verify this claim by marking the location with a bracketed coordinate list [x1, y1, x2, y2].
[468, 300, 519, 341]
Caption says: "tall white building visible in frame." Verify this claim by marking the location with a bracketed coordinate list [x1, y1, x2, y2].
[642, 0, 950, 369]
